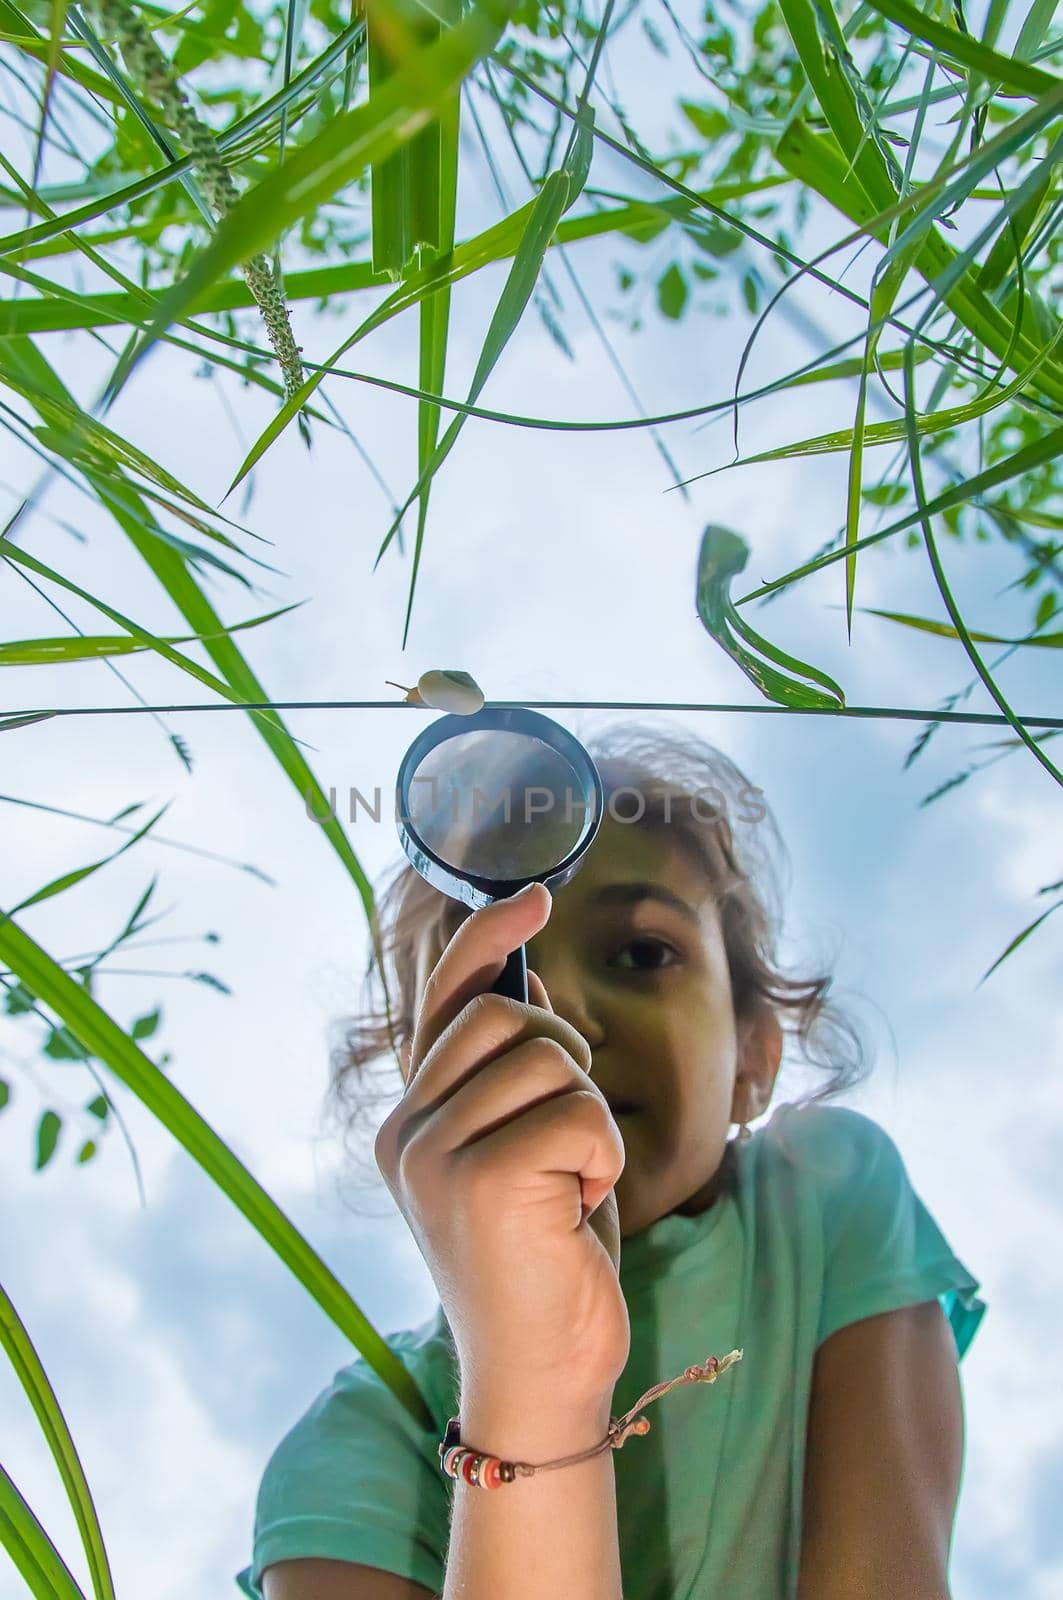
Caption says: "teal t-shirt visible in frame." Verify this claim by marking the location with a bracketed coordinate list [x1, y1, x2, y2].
[236, 1103, 986, 1599]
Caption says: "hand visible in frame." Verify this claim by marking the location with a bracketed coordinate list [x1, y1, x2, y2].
[374, 883, 629, 1409]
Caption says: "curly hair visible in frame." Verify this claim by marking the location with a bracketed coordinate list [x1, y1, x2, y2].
[322, 719, 874, 1210]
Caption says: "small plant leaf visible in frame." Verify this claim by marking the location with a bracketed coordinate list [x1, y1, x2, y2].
[696, 525, 845, 709]
[35, 1110, 62, 1170]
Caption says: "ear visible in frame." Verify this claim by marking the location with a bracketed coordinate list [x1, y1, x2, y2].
[733, 1003, 783, 1125]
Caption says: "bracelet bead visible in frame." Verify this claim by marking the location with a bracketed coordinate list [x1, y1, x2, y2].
[437, 1349, 743, 1490]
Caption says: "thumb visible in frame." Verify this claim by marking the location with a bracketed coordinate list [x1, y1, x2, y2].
[527, 969, 553, 1011]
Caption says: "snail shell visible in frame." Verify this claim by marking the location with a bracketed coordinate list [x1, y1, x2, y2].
[385, 670, 485, 715]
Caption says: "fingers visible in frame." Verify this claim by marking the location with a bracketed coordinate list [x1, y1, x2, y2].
[403, 1035, 608, 1169]
[407, 883, 551, 1087]
[408, 987, 593, 1117]
[527, 969, 552, 1012]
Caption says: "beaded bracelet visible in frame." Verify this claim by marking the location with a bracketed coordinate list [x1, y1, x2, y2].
[439, 1348, 743, 1488]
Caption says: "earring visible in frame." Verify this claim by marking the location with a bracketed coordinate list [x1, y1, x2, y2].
[737, 1122, 752, 1142]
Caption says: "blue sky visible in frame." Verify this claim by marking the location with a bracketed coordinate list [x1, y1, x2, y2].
[2, 6, 1062, 1597]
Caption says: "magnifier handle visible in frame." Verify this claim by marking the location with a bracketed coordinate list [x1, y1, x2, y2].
[492, 942, 529, 1005]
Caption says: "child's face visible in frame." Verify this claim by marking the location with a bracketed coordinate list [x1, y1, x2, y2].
[404, 815, 782, 1240]
[522, 816, 781, 1237]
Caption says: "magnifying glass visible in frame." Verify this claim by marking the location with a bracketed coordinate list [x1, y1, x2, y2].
[395, 707, 605, 1003]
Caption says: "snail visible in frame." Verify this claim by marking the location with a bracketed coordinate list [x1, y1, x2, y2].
[385, 670, 485, 716]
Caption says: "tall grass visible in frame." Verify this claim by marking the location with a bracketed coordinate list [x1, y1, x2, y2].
[1, 1, 1059, 1589]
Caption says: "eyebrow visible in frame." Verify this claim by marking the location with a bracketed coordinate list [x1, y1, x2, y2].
[588, 882, 702, 929]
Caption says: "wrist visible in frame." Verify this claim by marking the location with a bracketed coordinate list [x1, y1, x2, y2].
[456, 1388, 616, 1467]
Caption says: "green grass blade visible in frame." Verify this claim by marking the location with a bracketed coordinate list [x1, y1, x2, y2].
[0, 540, 307, 732]
[862, 0, 1060, 96]
[900, 341, 1060, 786]
[27, 0, 71, 203]
[844, 253, 912, 640]
[708, 322, 1063, 468]
[0, 0, 120, 105]
[978, 896, 1063, 985]
[737, 423, 1063, 602]
[0, 5, 369, 257]
[0, 339, 220, 514]
[761, 346, 935, 388]
[1015, 0, 1059, 58]
[100, 0, 518, 405]
[413, 11, 461, 573]
[0, 179, 782, 324]
[0, 606, 299, 666]
[0, 1281, 115, 1600]
[0, 913, 434, 1433]
[774, 111, 1063, 408]
[367, 106, 597, 645]
[65, 2, 216, 231]
[0, 1458, 87, 1600]
[368, 0, 459, 275]
[852, 606, 1063, 646]
[0, 711, 58, 732]
[10, 803, 168, 914]
[4, 340, 380, 925]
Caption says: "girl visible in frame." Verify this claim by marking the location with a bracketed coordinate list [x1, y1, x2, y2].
[236, 722, 986, 1600]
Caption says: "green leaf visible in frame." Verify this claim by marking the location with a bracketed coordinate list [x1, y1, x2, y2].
[0, 711, 58, 733]
[410, 22, 462, 613]
[86, 1094, 109, 1121]
[0, 606, 302, 667]
[844, 250, 913, 640]
[739, 424, 1063, 603]
[680, 100, 730, 140]
[787, 347, 932, 389]
[696, 524, 846, 709]
[189, 971, 231, 995]
[9, 805, 169, 916]
[899, 345, 1061, 788]
[43, 1027, 88, 1062]
[35, 1110, 62, 1170]
[130, 1008, 162, 1041]
[1034, 591, 1058, 628]
[712, 323, 1063, 470]
[0, 1077, 9, 1111]
[3, 981, 36, 1015]
[657, 261, 688, 319]
[774, 112, 1063, 411]
[852, 606, 1063, 646]
[861, 0, 1059, 97]
[0, 342, 221, 514]
[978, 897, 1063, 985]
[77, 1139, 98, 1165]
[688, 216, 743, 257]
[0, 1456, 90, 1600]
[0, 1278, 116, 1600]
[0, 179, 787, 336]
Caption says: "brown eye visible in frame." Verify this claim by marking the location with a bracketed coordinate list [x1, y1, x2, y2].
[609, 938, 680, 974]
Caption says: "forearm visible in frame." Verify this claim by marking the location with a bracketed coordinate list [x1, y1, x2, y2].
[441, 1389, 623, 1600]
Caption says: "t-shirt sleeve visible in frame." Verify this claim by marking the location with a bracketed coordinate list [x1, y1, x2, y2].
[809, 1106, 987, 1358]
[234, 1347, 452, 1599]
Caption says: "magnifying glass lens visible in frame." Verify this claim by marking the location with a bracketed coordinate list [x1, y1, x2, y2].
[395, 709, 604, 1004]
[407, 730, 589, 882]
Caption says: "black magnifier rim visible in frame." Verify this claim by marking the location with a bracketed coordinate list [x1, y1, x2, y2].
[395, 706, 605, 911]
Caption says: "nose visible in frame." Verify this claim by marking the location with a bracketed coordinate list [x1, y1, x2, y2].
[526, 960, 606, 1054]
